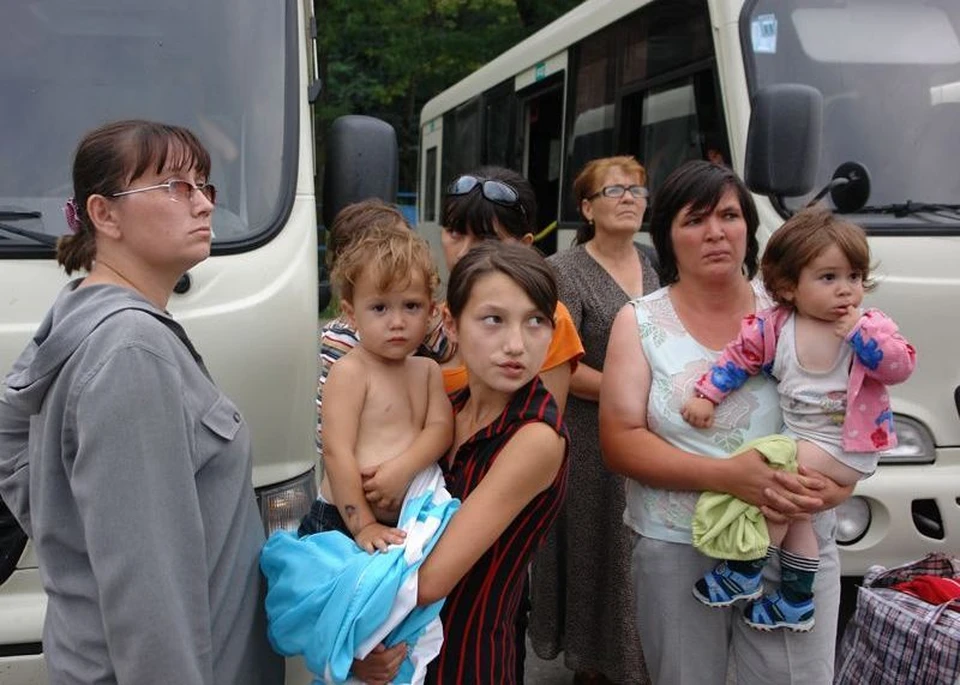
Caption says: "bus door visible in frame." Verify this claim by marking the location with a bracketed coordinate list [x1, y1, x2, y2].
[516, 55, 567, 256]
[619, 65, 729, 197]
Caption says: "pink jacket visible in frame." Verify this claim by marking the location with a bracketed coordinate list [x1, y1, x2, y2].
[696, 307, 917, 452]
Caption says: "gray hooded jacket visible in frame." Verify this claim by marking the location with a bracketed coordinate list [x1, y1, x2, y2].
[0, 282, 283, 685]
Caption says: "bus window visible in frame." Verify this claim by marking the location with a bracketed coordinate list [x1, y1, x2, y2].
[562, 24, 617, 223]
[441, 98, 481, 193]
[483, 81, 519, 170]
[620, 70, 728, 195]
[423, 146, 438, 222]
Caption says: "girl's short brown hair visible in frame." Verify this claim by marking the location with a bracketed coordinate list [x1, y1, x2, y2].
[762, 207, 876, 307]
[332, 220, 439, 304]
[446, 241, 557, 326]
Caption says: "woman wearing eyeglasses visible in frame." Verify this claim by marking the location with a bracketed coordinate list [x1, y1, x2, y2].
[0, 120, 283, 685]
[530, 156, 657, 685]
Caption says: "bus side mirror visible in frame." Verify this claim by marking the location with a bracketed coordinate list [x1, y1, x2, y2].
[322, 115, 399, 227]
[744, 84, 823, 197]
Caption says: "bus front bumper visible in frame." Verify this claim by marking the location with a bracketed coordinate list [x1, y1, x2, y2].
[836, 446, 960, 576]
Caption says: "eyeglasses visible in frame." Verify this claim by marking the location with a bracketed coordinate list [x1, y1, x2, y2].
[111, 179, 217, 204]
[446, 175, 526, 218]
[588, 184, 648, 200]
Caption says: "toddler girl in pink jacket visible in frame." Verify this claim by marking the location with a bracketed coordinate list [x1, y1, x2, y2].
[682, 207, 916, 632]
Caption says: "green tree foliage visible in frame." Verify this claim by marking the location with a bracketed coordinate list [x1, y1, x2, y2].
[314, 0, 582, 194]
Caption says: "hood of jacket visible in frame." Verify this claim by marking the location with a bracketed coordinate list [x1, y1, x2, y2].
[4, 281, 173, 415]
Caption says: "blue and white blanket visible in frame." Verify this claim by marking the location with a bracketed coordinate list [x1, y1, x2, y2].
[261, 465, 459, 684]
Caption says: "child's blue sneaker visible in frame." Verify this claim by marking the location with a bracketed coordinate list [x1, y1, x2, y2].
[692, 561, 764, 607]
[743, 590, 815, 632]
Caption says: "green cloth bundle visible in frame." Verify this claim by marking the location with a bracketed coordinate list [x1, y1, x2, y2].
[691, 434, 798, 561]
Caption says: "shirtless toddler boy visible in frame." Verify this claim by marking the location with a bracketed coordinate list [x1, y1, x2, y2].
[320, 221, 453, 553]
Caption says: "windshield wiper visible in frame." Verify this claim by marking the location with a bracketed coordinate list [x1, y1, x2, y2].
[0, 211, 58, 247]
[854, 201, 960, 219]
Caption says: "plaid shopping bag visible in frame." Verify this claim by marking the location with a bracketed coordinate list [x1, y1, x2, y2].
[835, 553, 960, 685]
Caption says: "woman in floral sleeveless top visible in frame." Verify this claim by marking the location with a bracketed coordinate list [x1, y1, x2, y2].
[599, 161, 854, 685]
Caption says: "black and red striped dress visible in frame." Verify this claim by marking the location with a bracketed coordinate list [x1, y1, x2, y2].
[427, 377, 569, 684]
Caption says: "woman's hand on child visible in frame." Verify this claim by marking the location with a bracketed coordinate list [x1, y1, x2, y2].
[681, 397, 715, 428]
[761, 468, 828, 523]
[722, 449, 788, 509]
[786, 465, 855, 511]
[361, 459, 412, 511]
[355, 522, 406, 554]
[834, 305, 861, 339]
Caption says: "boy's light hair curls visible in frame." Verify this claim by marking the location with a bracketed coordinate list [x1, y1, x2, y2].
[332, 223, 439, 304]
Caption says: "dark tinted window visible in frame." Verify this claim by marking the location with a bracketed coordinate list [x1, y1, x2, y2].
[424, 146, 438, 222]
[621, 71, 726, 195]
[562, 26, 618, 222]
[483, 82, 519, 169]
[562, 0, 714, 222]
[441, 98, 482, 194]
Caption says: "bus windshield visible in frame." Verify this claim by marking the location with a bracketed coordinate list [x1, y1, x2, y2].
[0, 1, 292, 251]
[742, 0, 960, 222]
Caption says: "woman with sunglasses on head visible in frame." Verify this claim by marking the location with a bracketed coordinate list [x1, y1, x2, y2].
[436, 166, 584, 407]
[530, 156, 657, 685]
[0, 120, 283, 685]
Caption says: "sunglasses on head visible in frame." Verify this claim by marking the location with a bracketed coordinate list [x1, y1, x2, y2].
[446, 175, 527, 218]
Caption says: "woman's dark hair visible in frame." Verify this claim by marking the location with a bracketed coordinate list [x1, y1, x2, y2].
[572, 155, 646, 245]
[440, 166, 537, 241]
[57, 120, 211, 275]
[648, 160, 759, 285]
[446, 241, 557, 326]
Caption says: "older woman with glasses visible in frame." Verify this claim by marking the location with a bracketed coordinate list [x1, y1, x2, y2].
[530, 155, 657, 685]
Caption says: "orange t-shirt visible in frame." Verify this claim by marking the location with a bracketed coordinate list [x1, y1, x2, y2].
[442, 301, 584, 394]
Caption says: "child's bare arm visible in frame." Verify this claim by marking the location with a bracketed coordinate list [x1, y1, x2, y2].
[322, 356, 405, 549]
[363, 361, 453, 510]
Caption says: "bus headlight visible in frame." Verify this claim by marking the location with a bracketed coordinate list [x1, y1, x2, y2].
[256, 468, 317, 535]
[878, 416, 935, 464]
[835, 496, 871, 545]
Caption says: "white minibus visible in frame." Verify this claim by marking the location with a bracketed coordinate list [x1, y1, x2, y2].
[417, 0, 960, 619]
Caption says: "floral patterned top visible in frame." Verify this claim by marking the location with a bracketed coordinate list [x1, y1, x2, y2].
[623, 282, 782, 544]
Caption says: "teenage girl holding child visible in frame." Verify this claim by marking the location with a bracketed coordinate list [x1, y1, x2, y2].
[297, 170, 581, 684]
